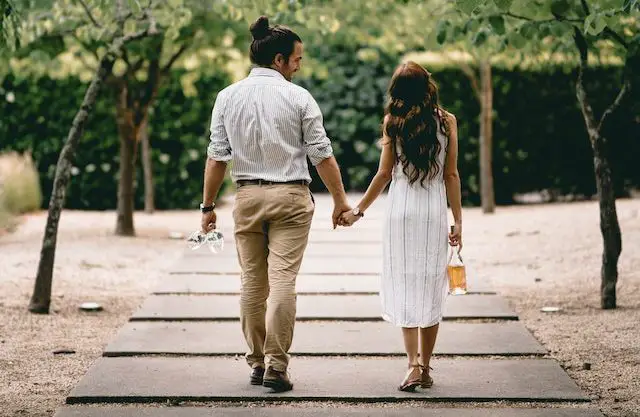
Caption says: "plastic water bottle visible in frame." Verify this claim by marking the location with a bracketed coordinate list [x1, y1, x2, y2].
[187, 228, 224, 253]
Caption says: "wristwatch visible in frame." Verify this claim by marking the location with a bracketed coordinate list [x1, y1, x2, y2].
[352, 207, 364, 217]
[200, 202, 215, 213]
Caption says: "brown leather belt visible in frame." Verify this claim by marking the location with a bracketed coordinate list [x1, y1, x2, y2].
[236, 179, 308, 187]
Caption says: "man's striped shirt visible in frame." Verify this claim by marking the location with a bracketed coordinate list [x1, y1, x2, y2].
[207, 67, 334, 183]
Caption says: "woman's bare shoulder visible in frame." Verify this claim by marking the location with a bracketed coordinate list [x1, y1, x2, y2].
[439, 109, 457, 123]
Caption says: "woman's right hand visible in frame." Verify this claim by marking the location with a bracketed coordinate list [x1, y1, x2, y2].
[449, 223, 462, 251]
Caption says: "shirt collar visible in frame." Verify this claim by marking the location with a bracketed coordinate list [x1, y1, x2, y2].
[249, 67, 287, 80]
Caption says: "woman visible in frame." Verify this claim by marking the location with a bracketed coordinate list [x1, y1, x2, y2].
[342, 61, 463, 392]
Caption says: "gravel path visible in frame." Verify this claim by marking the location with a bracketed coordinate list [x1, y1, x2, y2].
[1, 198, 638, 417]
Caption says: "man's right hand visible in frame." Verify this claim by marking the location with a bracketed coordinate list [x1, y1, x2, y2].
[201, 210, 217, 233]
[332, 201, 351, 229]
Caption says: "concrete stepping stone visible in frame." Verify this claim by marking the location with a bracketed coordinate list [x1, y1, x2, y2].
[167, 260, 496, 294]
[154, 274, 495, 295]
[55, 406, 604, 417]
[155, 274, 379, 295]
[66, 357, 589, 403]
[168, 256, 383, 275]
[183, 242, 383, 258]
[104, 322, 545, 357]
[130, 294, 517, 321]
[193, 230, 383, 245]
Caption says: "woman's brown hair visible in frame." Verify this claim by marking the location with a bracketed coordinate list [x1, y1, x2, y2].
[383, 61, 448, 187]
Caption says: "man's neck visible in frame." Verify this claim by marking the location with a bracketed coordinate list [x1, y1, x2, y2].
[262, 65, 285, 78]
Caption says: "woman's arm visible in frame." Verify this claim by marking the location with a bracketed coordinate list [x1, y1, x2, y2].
[443, 112, 463, 248]
[358, 140, 394, 212]
[342, 124, 395, 225]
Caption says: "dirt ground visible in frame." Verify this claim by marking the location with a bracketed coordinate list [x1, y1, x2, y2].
[0, 197, 638, 417]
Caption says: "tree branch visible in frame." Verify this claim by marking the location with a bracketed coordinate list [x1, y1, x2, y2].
[136, 57, 161, 123]
[76, 51, 97, 72]
[121, 26, 158, 43]
[505, 12, 581, 24]
[70, 33, 100, 61]
[456, 57, 482, 103]
[603, 27, 629, 49]
[598, 80, 631, 131]
[76, 0, 102, 28]
[162, 44, 188, 73]
[130, 57, 145, 74]
[574, 27, 599, 138]
[581, 0, 591, 15]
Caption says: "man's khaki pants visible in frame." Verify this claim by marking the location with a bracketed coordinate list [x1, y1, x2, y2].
[233, 183, 314, 372]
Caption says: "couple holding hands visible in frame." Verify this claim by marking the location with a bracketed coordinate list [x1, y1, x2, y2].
[199, 16, 463, 393]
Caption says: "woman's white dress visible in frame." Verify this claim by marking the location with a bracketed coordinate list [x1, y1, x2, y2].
[381, 124, 449, 328]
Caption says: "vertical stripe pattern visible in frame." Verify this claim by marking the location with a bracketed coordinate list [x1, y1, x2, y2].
[207, 67, 334, 183]
[381, 118, 450, 328]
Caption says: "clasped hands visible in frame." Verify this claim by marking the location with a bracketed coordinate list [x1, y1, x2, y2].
[331, 201, 362, 229]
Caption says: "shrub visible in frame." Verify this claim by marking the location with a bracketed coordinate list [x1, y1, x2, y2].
[0, 150, 43, 214]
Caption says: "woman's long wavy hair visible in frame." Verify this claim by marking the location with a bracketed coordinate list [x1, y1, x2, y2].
[384, 61, 448, 187]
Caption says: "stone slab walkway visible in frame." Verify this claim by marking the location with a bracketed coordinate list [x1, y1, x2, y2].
[66, 357, 589, 403]
[153, 273, 496, 295]
[104, 321, 546, 357]
[129, 294, 518, 321]
[55, 193, 601, 416]
[182, 241, 384, 258]
[169, 256, 384, 275]
[56, 407, 604, 417]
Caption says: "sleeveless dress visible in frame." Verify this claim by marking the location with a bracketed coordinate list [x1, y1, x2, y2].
[381, 120, 449, 328]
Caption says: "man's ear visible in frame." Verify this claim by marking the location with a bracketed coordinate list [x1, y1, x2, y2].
[273, 53, 285, 67]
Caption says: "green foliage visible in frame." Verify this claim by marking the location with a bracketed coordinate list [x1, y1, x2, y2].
[298, 58, 639, 202]
[450, 0, 639, 57]
[1, 62, 638, 208]
[0, 70, 230, 210]
[295, 45, 398, 191]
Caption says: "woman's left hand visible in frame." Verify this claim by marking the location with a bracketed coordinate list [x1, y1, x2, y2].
[340, 212, 361, 227]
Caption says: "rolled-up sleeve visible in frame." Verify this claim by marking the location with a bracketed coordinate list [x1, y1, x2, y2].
[301, 92, 333, 166]
[207, 90, 232, 162]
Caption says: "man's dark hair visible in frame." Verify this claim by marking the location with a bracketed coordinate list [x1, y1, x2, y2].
[249, 16, 302, 66]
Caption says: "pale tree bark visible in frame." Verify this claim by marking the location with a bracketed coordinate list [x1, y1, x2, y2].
[140, 116, 155, 213]
[478, 60, 495, 213]
[574, 27, 628, 309]
[459, 57, 495, 213]
[29, 24, 157, 314]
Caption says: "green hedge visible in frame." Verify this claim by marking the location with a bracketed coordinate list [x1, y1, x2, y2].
[0, 70, 230, 210]
[297, 47, 639, 204]
[1, 51, 638, 210]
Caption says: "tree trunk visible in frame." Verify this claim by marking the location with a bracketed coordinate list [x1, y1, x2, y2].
[574, 28, 623, 309]
[140, 116, 155, 213]
[28, 51, 116, 314]
[590, 133, 622, 309]
[114, 84, 137, 237]
[479, 60, 495, 214]
[576, 83, 622, 310]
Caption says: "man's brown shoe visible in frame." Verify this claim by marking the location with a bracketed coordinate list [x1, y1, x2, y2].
[250, 366, 265, 385]
[262, 368, 293, 393]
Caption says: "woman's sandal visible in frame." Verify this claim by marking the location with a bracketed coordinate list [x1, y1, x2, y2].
[398, 364, 422, 392]
[420, 364, 434, 388]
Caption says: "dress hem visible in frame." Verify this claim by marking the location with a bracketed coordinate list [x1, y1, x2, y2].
[381, 313, 442, 328]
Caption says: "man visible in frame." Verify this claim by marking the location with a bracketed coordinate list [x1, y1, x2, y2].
[199, 15, 352, 393]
